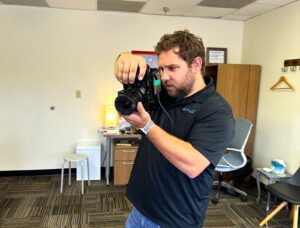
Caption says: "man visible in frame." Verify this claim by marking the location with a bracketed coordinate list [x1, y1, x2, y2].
[114, 30, 234, 228]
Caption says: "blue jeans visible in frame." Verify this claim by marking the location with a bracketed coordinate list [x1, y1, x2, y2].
[126, 207, 160, 228]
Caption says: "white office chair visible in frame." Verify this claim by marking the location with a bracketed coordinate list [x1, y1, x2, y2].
[212, 117, 253, 204]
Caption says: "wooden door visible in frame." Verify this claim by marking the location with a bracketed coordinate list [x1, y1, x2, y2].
[215, 64, 260, 157]
[216, 64, 250, 118]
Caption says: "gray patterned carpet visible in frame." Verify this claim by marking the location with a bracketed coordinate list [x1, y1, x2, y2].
[0, 174, 292, 227]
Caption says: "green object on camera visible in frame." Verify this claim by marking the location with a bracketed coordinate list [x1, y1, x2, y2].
[153, 80, 161, 86]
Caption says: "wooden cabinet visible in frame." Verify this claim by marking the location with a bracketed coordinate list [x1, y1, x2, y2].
[113, 145, 138, 186]
[205, 64, 261, 157]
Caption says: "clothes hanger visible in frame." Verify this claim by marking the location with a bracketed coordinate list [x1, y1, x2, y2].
[270, 76, 294, 91]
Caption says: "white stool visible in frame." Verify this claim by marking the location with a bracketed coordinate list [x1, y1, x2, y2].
[60, 153, 90, 194]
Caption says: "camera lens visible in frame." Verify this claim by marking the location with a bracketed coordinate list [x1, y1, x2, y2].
[114, 89, 143, 115]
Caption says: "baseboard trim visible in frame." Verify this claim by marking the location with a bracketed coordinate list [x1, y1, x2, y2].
[0, 169, 75, 177]
[0, 167, 106, 177]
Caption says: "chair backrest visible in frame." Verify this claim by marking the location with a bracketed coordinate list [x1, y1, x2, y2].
[228, 118, 253, 151]
[286, 167, 300, 187]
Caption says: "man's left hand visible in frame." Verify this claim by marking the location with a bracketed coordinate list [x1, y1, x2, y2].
[121, 102, 151, 129]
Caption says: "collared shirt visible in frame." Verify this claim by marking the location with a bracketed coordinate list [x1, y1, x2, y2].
[126, 76, 234, 228]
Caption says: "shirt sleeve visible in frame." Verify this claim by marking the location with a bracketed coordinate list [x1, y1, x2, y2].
[188, 103, 235, 166]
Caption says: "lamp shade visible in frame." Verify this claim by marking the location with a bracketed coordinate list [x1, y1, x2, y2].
[104, 105, 119, 128]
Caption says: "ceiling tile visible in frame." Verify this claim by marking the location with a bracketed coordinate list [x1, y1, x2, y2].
[98, 0, 145, 12]
[46, 0, 97, 10]
[124, 0, 146, 2]
[1, 0, 48, 7]
[234, 2, 281, 16]
[0, 0, 297, 21]
[198, 0, 256, 9]
[221, 14, 254, 21]
[256, 0, 296, 5]
[140, 0, 200, 16]
[184, 6, 236, 18]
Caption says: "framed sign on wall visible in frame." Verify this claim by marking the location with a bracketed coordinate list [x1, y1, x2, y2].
[206, 47, 227, 65]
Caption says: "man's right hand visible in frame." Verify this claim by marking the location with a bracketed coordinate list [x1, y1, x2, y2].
[114, 52, 147, 84]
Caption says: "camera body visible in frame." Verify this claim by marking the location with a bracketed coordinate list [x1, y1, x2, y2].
[114, 66, 161, 115]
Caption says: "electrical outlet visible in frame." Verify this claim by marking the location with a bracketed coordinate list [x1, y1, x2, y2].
[76, 90, 81, 98]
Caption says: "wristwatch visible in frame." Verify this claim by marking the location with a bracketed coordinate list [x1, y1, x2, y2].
[139, 120, 154, 135]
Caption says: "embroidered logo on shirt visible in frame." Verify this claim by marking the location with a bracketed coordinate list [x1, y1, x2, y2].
[182, 107, 196, 114]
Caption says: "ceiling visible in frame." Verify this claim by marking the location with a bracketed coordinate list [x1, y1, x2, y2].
[0, 0, 298, 21]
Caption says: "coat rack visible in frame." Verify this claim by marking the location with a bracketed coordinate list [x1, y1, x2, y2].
[271, 58, 298, 91]
[270, 76, 294, 91]
[281, 58, 300, 72]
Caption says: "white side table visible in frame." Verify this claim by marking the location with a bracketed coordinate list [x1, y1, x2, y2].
[256, 168, 291, 210]
[76, 141, 101, 181]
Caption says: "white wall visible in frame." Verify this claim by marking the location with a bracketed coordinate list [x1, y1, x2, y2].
[242, 1, 300, 173]
[0, 5, 243, 170]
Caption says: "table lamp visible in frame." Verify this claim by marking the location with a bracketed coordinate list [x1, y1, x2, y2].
[104, 105, 119, 129]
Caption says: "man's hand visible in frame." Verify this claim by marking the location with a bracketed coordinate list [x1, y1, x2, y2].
[121, 102, 151, 129]
[114, 52, 147, 84]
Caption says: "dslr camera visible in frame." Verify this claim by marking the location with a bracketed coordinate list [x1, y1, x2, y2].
[114, 66, 161, 115]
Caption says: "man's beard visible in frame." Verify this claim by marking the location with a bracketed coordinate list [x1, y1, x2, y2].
[163, 76, 194, 98]
[169, 87, 188, 98]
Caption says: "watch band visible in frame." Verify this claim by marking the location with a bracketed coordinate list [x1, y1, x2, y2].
[139, 120, 154, 135]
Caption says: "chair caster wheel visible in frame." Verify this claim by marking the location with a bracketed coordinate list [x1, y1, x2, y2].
[211, 198, 219, 205]
[240, 195, 248, 202]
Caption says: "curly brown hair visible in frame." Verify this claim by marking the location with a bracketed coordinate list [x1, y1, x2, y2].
[155, 30, 205, 71]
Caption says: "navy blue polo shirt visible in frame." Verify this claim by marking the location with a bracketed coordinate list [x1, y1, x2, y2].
[126, 77, 234, 228]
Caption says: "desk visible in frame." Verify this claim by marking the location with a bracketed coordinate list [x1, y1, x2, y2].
[256, 168, 291, 210]
[103, 133, 141, 185]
